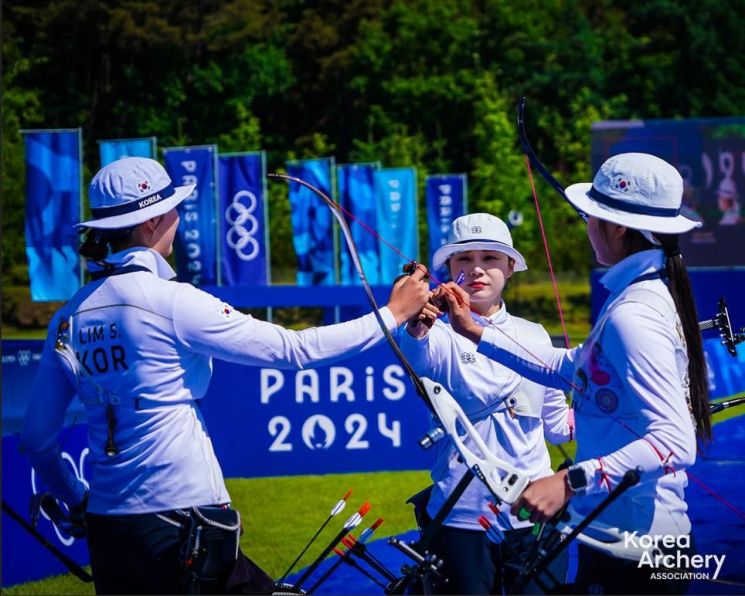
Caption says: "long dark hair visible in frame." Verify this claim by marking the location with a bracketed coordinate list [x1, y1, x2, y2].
[79, 227, 135, 262]
[654, 233, 711, 442]
[608, 226, 711, 443]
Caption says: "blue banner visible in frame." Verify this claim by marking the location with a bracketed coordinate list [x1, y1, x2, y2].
[22, 129, 82, 301]
[98, 137, 156, 167]
[591, 117, 745, 267]
[375, 168, 418, 283]
[163, 146, 218, 286]
[337, 163, 380, 284]
[286, 158, 337, 285]
[218, 153, 269, 286]
[426, 174, 467, 282]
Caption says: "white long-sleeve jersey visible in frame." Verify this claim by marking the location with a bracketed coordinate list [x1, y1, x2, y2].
[22, 247, 398, 514]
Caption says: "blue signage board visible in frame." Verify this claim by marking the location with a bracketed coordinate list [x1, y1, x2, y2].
[591, 118, 745, 267]
[2, 340, 91, 586]
[200, 341, 434, 477]
[2, 427, 90, 587]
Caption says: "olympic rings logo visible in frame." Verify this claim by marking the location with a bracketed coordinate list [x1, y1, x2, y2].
[30, 448, 89, 546]
[225, 190, 261, 261]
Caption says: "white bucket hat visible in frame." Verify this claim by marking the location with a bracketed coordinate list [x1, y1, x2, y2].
[564, 153, 701, 234]
[76, 157, 195, 229]
[432, 213, 528, 272]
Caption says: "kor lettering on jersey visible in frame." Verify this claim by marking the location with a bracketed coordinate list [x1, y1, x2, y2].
[75, 323, 128, 375]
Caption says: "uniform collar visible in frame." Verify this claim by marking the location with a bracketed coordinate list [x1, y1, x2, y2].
[87, 247, 177, 281]
[441, 300, 509, 328]
[599, 248, 665, 294]
[466, 300, 508, 327]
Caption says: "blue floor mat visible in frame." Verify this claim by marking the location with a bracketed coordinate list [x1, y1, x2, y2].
[285, 530, 419, 594]
[291, 416, 745, 594]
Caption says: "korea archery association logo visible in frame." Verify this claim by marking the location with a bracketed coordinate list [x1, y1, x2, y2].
[624, 532, 727, 582]
[225, 190, 260, 261]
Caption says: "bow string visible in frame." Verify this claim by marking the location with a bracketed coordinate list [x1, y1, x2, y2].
[517, 97, 586, 349]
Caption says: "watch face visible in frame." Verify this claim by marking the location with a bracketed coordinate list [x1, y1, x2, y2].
[568, 466, 587, 490]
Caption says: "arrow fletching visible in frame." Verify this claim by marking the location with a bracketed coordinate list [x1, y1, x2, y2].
[343, 502, 371, 530]
[359, 517, 383, 543]
[479, 514, 504, 543]
[341, 535, 355, 549]
[488, 500, 514, 529]
[370, 517, 384, 531]
[330, 488, 353, 516]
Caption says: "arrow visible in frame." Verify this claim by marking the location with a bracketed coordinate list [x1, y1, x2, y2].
[340, 534, 397, 581]
[306, 517, 384, 594]
[276, 488, 352, 584]
[487, 500, 514, 530]
[292, 502, 371, 590]
[477, 515, 505, 544]
[330, 547, 388, 589]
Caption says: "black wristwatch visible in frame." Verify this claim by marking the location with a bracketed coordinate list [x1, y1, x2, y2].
[567, 464, 589, 495]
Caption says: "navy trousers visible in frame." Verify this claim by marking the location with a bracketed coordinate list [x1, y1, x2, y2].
[427, 524, 568, 594]
[86, 511, 185, 594]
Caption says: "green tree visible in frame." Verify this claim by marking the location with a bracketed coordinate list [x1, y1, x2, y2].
[1, 20, 45, 285]
[4, 0, 744, 318]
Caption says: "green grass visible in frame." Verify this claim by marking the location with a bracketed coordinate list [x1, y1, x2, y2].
[226, 471, 430, 579]
[1, 324, 47, 339]
[3, 470, 430, 595]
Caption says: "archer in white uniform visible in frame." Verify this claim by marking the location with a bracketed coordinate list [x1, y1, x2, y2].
[442, 154, 710, 594]
[398, 213, 572, 594]
[21, 157, 431, 594]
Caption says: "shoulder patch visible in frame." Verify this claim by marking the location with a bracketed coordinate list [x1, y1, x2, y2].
[220, 303, 235, 319]
[459, 351, 477, 365]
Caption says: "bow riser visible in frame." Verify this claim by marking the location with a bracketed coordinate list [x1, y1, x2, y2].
[421, 378, 530, 505]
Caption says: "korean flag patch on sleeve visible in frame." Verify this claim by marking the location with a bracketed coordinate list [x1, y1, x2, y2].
[219, 303, 235, 319]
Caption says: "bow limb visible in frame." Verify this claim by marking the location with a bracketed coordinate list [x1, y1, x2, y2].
[517, 97, 588, 221]
[517, 97, 575, 350]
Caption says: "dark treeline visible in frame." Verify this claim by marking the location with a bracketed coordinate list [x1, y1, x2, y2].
[3, 0, 744, 286]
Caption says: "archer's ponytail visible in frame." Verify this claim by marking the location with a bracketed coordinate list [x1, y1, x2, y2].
[655, 233, 712, 443]
[79, 227, 135, 263]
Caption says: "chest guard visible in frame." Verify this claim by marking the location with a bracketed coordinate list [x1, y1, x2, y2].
[506, 316, 555, 419]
